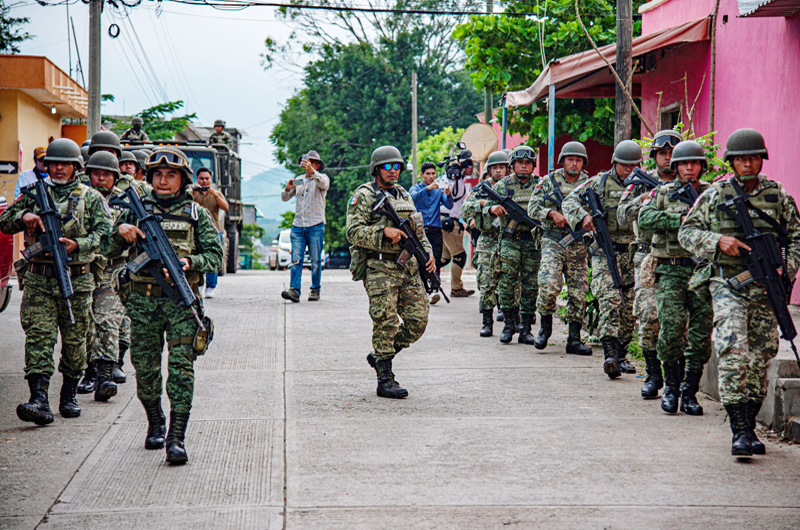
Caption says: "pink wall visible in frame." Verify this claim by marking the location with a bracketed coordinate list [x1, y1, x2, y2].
[641, 0, 800, 301]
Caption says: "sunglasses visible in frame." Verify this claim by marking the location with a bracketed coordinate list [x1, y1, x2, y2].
[146, 151, 188, 168]
[652, 134, 681, 150]
[381, 163, 401, 171]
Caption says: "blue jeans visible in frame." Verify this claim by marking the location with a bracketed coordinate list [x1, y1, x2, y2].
[290, 223, 324, 292]
[206, 232, 224, 288]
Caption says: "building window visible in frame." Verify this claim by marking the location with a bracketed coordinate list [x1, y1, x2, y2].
[659, 102, 682, 131]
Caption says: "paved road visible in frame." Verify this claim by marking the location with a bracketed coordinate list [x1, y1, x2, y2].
[1, 269, 799, 529]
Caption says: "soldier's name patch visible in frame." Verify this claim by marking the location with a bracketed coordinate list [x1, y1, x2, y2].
[162, 221, 190, 230]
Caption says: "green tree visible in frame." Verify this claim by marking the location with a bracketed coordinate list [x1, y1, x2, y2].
[279, 211, 295, 230]
[104, 101, 196, 140]
[0, 0, 32, 54]
[453, 0, 647, 145]
[416, 127, 465, 170]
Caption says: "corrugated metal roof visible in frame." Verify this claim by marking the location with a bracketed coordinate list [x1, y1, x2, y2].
[739, 0, 800, 17]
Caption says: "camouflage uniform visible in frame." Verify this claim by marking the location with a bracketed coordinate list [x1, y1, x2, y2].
[208, 131, 234, 150]
[120, 129, 150, 142]
[461, 181, 500, 312]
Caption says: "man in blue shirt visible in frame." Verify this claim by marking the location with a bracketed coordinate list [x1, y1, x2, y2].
[14, 146, 48, 200]
[410, 161, 452, 304]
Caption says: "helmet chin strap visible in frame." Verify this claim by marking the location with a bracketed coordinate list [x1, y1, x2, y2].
[658, 165, 675, 175]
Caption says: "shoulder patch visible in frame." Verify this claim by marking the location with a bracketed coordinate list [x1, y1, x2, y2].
[620, 183, 636, 201]
[348, 195, 359, 206]
[642, 188, 658, 206]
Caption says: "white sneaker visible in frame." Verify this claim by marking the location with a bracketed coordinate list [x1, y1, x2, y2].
[429, 292, 440, 305]
[205, 287, 215, 298]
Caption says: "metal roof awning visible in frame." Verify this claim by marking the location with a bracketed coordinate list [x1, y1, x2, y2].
[504, 16, 711, 108]
[738, 0, 800, 17]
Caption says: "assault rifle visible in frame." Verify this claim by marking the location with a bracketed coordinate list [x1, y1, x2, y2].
[20, 175, 75, 323]
[717, 180, 799, 370]
[542, 172, 588, 248]
[579, 186, 626, 307]
[373, 192, 450, 303]
[109, 187, 206, 330]
[669, 181, 700, 207]
[475, 184, 540, 235]
[624, 167, 662, 190]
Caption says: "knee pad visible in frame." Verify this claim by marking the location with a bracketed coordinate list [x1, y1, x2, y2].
[452, 252, 467, 269]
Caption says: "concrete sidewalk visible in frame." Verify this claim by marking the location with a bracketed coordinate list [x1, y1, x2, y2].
[1, 270, 799, 530]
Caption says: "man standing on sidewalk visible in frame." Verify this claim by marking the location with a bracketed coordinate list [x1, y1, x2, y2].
[280, 150, 329, 303]
[410, 161, 452, 305]
[14, 146, 48, 199]
[440, 156, 475, 298]
[192, 167, 228, 298]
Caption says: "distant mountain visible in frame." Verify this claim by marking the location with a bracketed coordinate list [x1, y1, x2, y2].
[241, 166, 297, 242]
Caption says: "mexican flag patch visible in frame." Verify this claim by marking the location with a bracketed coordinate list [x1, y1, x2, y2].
[348, 195, 358, 206]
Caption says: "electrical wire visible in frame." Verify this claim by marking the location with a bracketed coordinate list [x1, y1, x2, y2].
[106, 9, 164, 103]
[124, 14, 170, 102]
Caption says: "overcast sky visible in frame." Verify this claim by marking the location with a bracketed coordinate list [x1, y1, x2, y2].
[13, 0, 308, 179]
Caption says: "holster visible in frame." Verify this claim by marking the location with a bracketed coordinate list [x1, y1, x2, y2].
[13, 258, 27, 291]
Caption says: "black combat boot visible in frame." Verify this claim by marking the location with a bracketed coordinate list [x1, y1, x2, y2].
[77, 362, 96, 394]
[16, 376, 54, 425]
[617, 342, 637, 374]
[142, 399, 167, 450]
[499, 309, 517, 344]
[565, 322, 592, 356]
[374, 359, 408, 399]
[480, 309, 494, 337]
[601, 338, 621, 379]
[112, 345, 127, 384]
[747, 400, 766, 455]
[660, 361, 681, 414]
[514, 307, 525, 333]
[94, 360, 118, 402]
[518, 314, 537, 344]
[725, 403, 752, 457]
[534, 314, 552, 350]
[165, 411, 190, 465]
[58, 375, 82, 418]
[679, 369, 704, 416]
[496, 306, 505, 322]
[640, 349, 663, 399]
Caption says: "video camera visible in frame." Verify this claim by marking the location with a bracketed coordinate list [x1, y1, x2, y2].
[438, 142, 473, 180]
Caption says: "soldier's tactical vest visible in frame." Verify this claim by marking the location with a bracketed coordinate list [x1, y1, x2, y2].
[116, 174, 139, 192]
[500, 174, 535, 232]
[631, 169, 663, 251]
[712, 176, 783, 269]
[99, 185, 128, 267]
[543, 169, 588, 232]
[650, 180, 710, 259]
[129, 200, 202, 285]
[24, 184, 94, 265]
[367, 182, 417, 231]
[596, 170, 629, 237]
[473, 180, 500, 235]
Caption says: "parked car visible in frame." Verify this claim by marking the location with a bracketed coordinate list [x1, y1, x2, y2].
[326, 246, 351, 269]
[303, 247, 327, 270]
[0, 197, 14, 313]
[268, 229, 292, 270]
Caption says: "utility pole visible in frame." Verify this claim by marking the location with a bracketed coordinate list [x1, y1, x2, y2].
[87, 0, 102, 139]
[411, 72, 418, 185]
[484, 0, 494, 126]
[614, 0, 632, 145]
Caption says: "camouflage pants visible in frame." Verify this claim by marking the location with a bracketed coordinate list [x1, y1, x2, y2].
[591, 250, 635, 344]
[633, 252, 659, 351]
[475, 233, 500, 311]
[536, 237, 587, 323]
[498, 237, 540, 316]
[364, 260, 429, 362]
[20, 273, 92, 380]
[709, 280, 779, 406]
[90, 284, 124, 363]
[127, 291, 200, 413]
[119, 313, 131, 353]
[655, 265, 712, 370]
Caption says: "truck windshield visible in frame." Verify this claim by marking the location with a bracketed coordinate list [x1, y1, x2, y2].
[181, 150, 216, 182]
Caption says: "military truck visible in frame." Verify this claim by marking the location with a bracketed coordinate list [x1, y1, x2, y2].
[121, 141, 243, 275]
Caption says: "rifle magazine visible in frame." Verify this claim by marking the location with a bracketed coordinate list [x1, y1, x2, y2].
[727, 271, 754, 291]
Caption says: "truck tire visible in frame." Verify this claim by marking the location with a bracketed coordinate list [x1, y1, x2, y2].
[227, 230, 239, 274]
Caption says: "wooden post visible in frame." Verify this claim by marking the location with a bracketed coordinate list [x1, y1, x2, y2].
[411, 71, 418, 185]
[614, 0, 632, 145]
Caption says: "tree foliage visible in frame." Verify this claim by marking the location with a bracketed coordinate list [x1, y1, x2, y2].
[0, 0, 32, 54]
[105, 101, 196, 140]
[415, 127, 465, 169]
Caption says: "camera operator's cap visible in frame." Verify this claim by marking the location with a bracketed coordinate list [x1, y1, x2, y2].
[34, 146, 47, 159]
[298, 150, 325, 171]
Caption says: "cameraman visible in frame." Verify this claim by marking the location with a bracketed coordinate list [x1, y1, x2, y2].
[410, 161, 453, 304]
[440, 151, 475, 298]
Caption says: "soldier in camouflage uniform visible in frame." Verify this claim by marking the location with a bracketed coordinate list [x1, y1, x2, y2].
[563, 141, 646, 379]
[461, 150, 509, 337]
[528, 141, 592, 356]
[0, 139, 111, 425]
[484, 145, 541, 345]
[103, 147, 223, 464]
[617, 129, 682, 398]
[208, 119, 234, 150]
[120, 116, 150, 142]
[346, 146, 435, 399]
[640, 141, 713, 416]
[679, 129, 800, 457]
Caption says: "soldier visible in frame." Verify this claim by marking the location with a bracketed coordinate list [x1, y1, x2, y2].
[529, 141, 592, 356]
[102, 147, 223, 464]
[117, 151, 141, 192]
[0, 139, 111, 425]
[562, 140, 644, 379]
[208, 120, 234, 150]
[345, 146, 435, 399]
[617, 129, 682, 398]
[120, 117, 150, 142]
[485, 145, 541, 345]
[679, 129, 800, 457]
[461, 150, 509, 337]
[639, 140, 713, 415]
[132, 150, 149, 181]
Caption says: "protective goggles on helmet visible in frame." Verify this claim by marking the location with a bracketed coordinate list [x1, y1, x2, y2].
[146, 150, 188, 169]
[512, 150, 536, 161]
[380, 163, 401, 171]
[652, 134, 681, 151]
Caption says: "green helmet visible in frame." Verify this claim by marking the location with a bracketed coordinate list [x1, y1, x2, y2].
[85, 151, 121, 182]
[81, 140, 91, 148]
[502, 148, 512, 156]
[132, 150, 148, 167]
[139, 148, 153, 157]
[80, 145, 91, 162]
[369, 145, 405, 176]
[510, 145, 537, 163]
[724, 128, 768, 162]
[649, 129, 682, 158]
[669, 140, 707, 172]
[89, 131, 122, 157]
[485, 150, 510, 168]
[44, 138, 82, 164]
[557, 141, 588, 165]
[131, 117, 144, 126]
[611, 140, 643, 165]
[119, 150, 139, 169]
[214, 119, 226, 127]
[145, 147, 193, 188]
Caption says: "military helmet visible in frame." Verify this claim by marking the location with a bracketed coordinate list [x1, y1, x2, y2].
[669, 140, 707, 171]
[485, 150, 510, 168]
[510, 145, 537, 163]
[649, 130, 682, 158]
[139, 148, 153, 157]
[88, 131, 122, 157]
[132, 150, 148, 167]
[80, 145, 91, 163]
[131, 117, 144, 126]
[85, 151, 121, 182]
[81, 139, 91, 148]
[558, 141, 588, 165]
[369, 145, 405, 176]
[214, 119, 225, 127]
[502, 148, 512, 156]
[723, 128, 768, 162]
[44, 138, 82, 165]
[611, 140, 643, 165]
[145, 147, 192, 186]
[119, 150, 140, 169]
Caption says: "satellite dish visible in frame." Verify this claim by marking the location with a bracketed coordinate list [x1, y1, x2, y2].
[461, 123, 499, 163]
